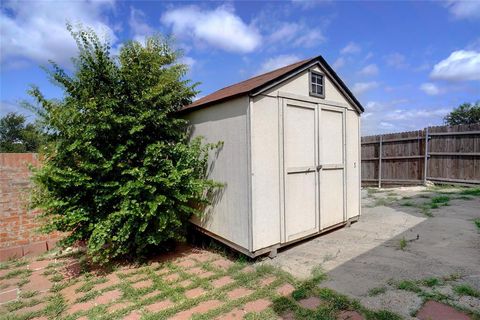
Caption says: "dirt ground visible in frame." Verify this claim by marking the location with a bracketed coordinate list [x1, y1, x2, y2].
[261, 185, 480, 319]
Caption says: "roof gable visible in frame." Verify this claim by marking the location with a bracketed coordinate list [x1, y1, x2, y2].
[180, 56, 364, 113]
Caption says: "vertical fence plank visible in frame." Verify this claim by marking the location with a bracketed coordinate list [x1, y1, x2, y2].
[378, 136, 382, 188]
[423, 127, 429, 185]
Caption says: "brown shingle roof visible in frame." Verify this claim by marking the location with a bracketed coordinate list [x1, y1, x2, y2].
[181, 58, 312, 112]
[180, 56, 364, 113]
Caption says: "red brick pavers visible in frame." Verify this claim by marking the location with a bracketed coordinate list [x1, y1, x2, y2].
[212, 276, 234, 288]
[0, 288, 18, 304]
[123, 311, 142, 319]
[276, 283, 295, 297]
[145, 299, 174, 312]
[215, 308, 244, 319]
[227, 287, 253, 299]
[23, 271, 52, 293]
[243, 298, 272, 313]
[298, 296, 322, 310]
[416, 300, 471, 320]
[96, 289, 122, 304]
[185, 287, 205, 299]
[337, 310, 365, 320]
[173, 299, 222, 320]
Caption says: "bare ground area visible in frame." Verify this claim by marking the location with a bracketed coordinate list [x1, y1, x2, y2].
[262, 185, 480, 319]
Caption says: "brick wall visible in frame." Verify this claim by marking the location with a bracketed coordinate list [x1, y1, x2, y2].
[0, 153, 61, 261]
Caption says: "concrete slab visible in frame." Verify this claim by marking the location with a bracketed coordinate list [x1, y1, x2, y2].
[259, 187, 480, 312]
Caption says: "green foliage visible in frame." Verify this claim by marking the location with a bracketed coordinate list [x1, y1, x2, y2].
[454, 284, 480, 298]
[474, 219, 480, 231]
[444, 101, 480, 125]
[399, 238, 407, 251]
[29, 25, 221, 264]
[396, 280, 421, 293]
[0, 112, 45, 152]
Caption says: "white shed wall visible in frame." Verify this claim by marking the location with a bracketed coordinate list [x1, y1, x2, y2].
[185, 97, 251, 250]
[250, 95, 281, 251]
[346, 110, 361, 219]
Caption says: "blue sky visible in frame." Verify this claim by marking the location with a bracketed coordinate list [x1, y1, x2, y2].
[1, 0, 479, 135]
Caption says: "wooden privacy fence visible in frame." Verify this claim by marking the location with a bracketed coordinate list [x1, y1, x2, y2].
[361, 123, 480, 187]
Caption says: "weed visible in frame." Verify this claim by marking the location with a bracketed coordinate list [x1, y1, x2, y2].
[401, 201, 415, 207]
[19, 290, 38, 299]
[421, 277, 441, 287]
[431, 195, 450, 206]
[460, 188, 480, 196]
[367, 188, 381, 195]
[421, 206, 433, 217]
[44, 294, 66, 318]
[368, 287, 387, 296]
[474, 219, 480, 231]
[365, 310, 403, 320]
[399, 238, 407, 251]
[396, 280, 421, 293]
[454, 284, 480, 298]
[456, 195, 473, 200]
[0, 268, 32, 280]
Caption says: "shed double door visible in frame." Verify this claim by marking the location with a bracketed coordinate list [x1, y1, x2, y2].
[282, 99, 346, 243]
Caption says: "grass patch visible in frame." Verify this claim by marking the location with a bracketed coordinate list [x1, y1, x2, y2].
[0, 268, 32, 280]
[368, 287, 387, 296]
[399, 238, 407, 251]
[430, 195, 450, 206]
[396, 280, 421, 293]
[474, 219, 480, 231]
[421, 277, 441, 287]
[460, 187, 480, 196]
[421, 206, 433, 217]
[43, 294, 67, 318]
[400, 200, 415, 207]
[454, 284, 480, 298]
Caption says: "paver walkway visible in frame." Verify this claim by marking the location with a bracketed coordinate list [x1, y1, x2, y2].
[0, 244, 474, 319]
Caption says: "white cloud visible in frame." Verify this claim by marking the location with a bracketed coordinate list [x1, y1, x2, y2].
[420, 83, 441, 95]
[259, 54, 300, 74]
[361, 100, 452, 135]
[267, 23, 325, 48]
[161, 5, 261, 53]
[294, 30, 326, 47]
[0, 0, 116, 68]
[430, 50, 480, 81]
[340, 42, 361, 54]
[180, 56, 196, 68]
[352, 81, 379, 95]
[268, 23, 301, 43]
[291, 0, 332, 9]
[332, 57, 345, 69]
[385, 52, 407, 68]
[129, 7, 154, 42]
[444, 0, 480, 20]
[358, 63, 379, 76]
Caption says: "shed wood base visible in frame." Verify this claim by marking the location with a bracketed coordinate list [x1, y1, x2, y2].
[191, 215, 360, 259]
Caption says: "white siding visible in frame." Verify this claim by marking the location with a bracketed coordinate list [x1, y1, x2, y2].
[263, 65, 357, 112]
[346, 110, 360, 219]
[250, 95, 281, 251]
[185, 97, 250, 250]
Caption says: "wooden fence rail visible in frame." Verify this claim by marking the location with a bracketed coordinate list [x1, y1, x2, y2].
[361, 123, 480, 187]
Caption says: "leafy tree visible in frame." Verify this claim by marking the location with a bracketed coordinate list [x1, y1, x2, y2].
[29, 25, 220, 264]
[0, 112, 45, 152]
[444, 101, 480, 126]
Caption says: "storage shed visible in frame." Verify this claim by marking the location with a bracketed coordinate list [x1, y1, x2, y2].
[180, 55, 364, 257]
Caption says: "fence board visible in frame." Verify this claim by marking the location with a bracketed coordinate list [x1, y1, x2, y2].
[361, 124, 480, 187]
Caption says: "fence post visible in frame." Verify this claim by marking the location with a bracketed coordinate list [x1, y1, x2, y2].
[423, 127, 429, 185]
[378, 136, 382, 188]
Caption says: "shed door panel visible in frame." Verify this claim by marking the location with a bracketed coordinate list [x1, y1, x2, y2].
[320, 108, 345, 229]
[284, 102, 318, 242]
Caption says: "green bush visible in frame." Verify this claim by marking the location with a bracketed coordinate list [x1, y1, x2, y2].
[29, 25, 220, 264]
